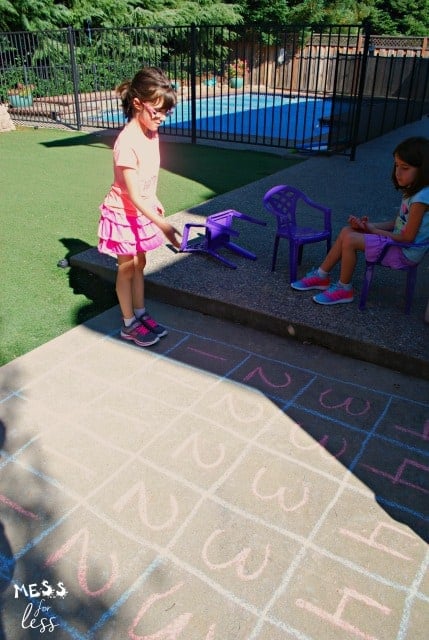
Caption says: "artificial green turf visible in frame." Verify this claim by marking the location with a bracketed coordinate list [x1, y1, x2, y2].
[1, 127, 303, 365]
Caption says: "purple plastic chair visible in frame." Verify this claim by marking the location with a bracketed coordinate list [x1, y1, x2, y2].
[180, 209, 266, 269]
[359, 240, 429, 313]
[263, 185, 332, 282]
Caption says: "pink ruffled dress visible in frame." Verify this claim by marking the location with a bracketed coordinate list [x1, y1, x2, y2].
[98, 120, 165, 257]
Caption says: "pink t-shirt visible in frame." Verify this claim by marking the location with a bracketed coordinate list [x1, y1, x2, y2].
[103, 119, 160, 216]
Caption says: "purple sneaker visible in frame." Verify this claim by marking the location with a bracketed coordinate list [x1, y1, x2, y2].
[120, 320, 160, 347]
[291, 268, 330, 291]
[313, 283, 354, 305]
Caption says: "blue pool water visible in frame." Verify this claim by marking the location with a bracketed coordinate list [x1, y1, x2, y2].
[94, 93, 333, 145]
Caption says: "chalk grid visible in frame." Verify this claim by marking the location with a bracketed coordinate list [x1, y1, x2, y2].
[0, 321, 428, 639]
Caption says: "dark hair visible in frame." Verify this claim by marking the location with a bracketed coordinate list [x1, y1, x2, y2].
[392, 136, 429, 197]
[116, 66, 177, 122]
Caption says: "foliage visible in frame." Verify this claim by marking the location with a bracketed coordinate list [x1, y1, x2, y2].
[0, 0, 71, 31]
[237, 0, 429, 34]
[367, 0, 429, 36]
[0, 0, 242, 30]
[228, 57, 248, 77]
[1, 0, 428, 35]
[7, 81, 34, 95]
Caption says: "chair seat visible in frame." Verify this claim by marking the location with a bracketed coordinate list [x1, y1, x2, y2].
[278, 226, 331, 242]
[359, 240, 429, 313]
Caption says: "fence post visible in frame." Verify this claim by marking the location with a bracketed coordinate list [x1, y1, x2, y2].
[190, 23, 197, 144]
[350, 21, 371, 160]
[67, 26, 82, 130]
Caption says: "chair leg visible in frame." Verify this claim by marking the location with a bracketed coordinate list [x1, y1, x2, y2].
[297, 245, 303, 265]
[289, 242, 299, 283]
[209, 251, 238, 269]
[272, 237, 280, 271]
[359, 264, 375, 310]
[180, 223, 192, 250]
[405, 267, 417, 314]
[225, 241, 257, 261]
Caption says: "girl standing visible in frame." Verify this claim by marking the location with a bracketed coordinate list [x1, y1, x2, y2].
[98, 67, 181, 346]
[291, 136, 429, 305]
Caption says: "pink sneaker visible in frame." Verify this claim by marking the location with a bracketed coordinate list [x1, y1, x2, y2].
[138, 312, 168, 338]
[313, 283, 354, 305]
[291, 268, 330, 291]
[120, 320, 159, 347]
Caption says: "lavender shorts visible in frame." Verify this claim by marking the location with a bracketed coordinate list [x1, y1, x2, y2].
[364, 234, 416, 268]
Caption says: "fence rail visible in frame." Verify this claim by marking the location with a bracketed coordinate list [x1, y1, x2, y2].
[1, 23, 428, 157]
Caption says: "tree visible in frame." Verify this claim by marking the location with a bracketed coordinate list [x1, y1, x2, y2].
[368, 0, 429, 35]
[1, 0, 428, 34]
[0, 0, 71, 31]
[239, 0, 289, 25]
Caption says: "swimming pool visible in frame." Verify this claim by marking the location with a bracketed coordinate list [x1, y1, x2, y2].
[93, 93, 333, 146]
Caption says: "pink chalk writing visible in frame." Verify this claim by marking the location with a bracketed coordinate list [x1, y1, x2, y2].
[202, 529, 270, 581]
[361, 457, 429, 494]
[296, 587, 391, 640]
[289, 425, 347, 460]
[0, 494, 39, 520]
[252, 467, 309, 512]
[395, 418, 429, 441]
[44, 528, 118, 597]
[113, 481, 178, 531]
[128, 580, 217, 639]
[172, 433, 225, 469]
[187, 347, 227, 362]
[243, 366, 291, 388]
[210, 392, 265, 422]
[340, 521, 415, 561]
[128, 582, 191, 640]
[319, 390, 371, 415]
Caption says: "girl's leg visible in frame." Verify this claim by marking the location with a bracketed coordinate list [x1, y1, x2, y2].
[320, 226, 365, 284]
[116, 253, 159, 346]
[131, 252, 146, 310]
[337, 229, 365, 284]
[131, 252, 168, 338]
[116, 253, 146, 319]
[116, 255, 137, 320]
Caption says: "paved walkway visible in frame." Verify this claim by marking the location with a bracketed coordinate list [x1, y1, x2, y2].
[1, 121, 428, 639]
[1, 301, 428, 639]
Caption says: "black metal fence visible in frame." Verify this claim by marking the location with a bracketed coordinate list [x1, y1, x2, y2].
[1, 23, 428, 158]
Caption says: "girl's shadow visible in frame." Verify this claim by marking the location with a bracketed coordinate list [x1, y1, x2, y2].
[0, 419, 14, 640]
[59, 239, 118, 324]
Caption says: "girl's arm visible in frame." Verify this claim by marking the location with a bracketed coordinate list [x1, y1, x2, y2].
[370, 219, 396, 231]
[122, 167, 181, 247]
[365, 202, 427, 242]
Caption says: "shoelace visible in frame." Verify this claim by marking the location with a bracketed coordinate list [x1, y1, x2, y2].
[141, 314, 158, 329]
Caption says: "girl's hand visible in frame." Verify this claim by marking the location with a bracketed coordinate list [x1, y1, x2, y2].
[348, 215, 369, 231]
[161, 221, 182, 248]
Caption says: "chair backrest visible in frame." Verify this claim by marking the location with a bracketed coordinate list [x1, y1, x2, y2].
[263, 185, 300, 234]
[263, 184, 331, 236]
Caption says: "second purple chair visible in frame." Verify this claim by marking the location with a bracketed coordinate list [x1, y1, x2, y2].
[180, 209, 267, 269]
[263, 184, 332, 283]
